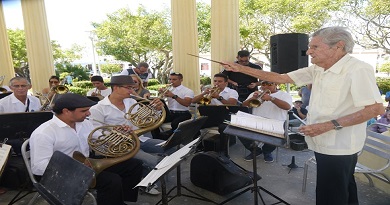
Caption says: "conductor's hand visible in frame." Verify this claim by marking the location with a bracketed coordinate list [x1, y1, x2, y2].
[221, 62, 241, 72]
[298, 122, 333, 137]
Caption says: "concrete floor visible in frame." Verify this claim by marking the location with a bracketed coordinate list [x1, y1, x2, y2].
[1, 136, 390, 205]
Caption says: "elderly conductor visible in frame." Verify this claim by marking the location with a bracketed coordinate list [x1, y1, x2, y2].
[222, 27, 383, 205]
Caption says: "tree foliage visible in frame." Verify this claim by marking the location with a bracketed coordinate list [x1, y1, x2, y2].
[238, 0, 346, 63]
[92, 6, 173, 83]
[100, 64, 122, 75]
[335, 0, 390, 54]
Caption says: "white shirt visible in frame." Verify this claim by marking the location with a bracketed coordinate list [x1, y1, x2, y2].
[0, 93, 41, 113]
[247, 90, 292, 121]
[87, 88, 112, 97]
[210, 87, 238, 105]
[166, 85, 194, 111]
[30, 116, 93, 175]
[288, 54, 383, 155]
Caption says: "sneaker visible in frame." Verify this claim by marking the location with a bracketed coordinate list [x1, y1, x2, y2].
[244, 151, 262, 161]
[264, 153, 274, 163]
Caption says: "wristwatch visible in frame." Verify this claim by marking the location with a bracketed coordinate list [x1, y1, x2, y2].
[270, 96, 276, 101]
[217, 96, 224, 101]
[172, 95, 178, 99]
[331, 120, 343, 130]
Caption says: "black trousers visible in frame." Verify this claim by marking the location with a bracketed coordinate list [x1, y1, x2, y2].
[95, 158, 143, 205]
[314, 152, 358, 205]
[238, 136, 276, 155]
[152, 111, 191, 140]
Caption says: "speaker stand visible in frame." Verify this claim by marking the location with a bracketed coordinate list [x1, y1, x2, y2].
[219, 142, 290, 205]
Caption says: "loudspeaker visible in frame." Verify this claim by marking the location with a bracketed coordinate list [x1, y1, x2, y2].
[270, 33, 309, 74]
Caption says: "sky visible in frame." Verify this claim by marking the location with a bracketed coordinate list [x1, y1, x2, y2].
[2, 0, 171, 49]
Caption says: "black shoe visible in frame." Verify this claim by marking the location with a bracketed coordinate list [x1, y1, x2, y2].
[244, 151, 262, 161]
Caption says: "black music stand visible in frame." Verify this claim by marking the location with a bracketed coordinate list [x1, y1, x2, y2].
[198, 105, 249, 128]
[0, 92, 12, 99]
[137, 117, 217, 205]
[35, 151, 95, 205]
[86, 96, 101, 102]
[0, 112, 53, 205]
[222, 125, 290, 205]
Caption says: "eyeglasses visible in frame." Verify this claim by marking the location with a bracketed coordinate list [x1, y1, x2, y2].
[261, 82, 274, 86]
[49, 81, 59, 84]
[12, 84, 29, 88]
[118, 86, 134, 90]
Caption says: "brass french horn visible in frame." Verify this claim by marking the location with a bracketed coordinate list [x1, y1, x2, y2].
[73, 98, 166, 188]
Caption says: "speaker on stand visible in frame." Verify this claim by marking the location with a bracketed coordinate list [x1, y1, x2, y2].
[270, 33, 309, 74]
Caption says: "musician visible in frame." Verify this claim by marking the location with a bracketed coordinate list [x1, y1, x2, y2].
[120, 62, 151, 87]
[89, 75, 172, 194]
[129, 74, 150, 99]
[240, 81, 292, 162]
[192, 73, 238, 105]
[152, 72, 194, 140]
[86, 75, 111, 99]
[30, 93, 143, 204]
[222, 27, 384, 205]
[0, 77, 40, 113]
[222, 50, 262, 102]
[41, 75, 60, 95]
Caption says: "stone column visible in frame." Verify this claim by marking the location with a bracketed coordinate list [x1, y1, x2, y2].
[21, 0, 54, 93]
[0, 1, 15, 84]
[211, 0, 240, 77]
[171, 0, 200, 94]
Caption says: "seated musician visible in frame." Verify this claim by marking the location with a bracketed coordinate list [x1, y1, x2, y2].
[151, 72, 194, 140]
[86, 75, 111, 99]
[30, 93, 143, 205]
[289, 100, 308, 127]
[129, 74, 150, 99]
[89, 75, 173, 195]
[240, 81, 292, 163]
[192, 73, 238, 106]
[0, 77, 41, 113]
[41, 75, 60, 95]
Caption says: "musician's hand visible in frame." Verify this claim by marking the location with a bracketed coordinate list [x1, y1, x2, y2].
[221, 62, 241, 72]
[115, 125, 134, 134]
[298, 122, 333, 137]
[231, 81, 238, 87]
[143, 93, 151, 99]
[248, 82, 257, 89]
[261, 93, 272, 101]
[150, 98, 163, 110]
[165, 90, 174, 98]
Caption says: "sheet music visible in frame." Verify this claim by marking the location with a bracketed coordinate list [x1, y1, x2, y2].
[135, 137, 200, 188]
[230, 111, 285, 138]
[0, 144, 12, 175]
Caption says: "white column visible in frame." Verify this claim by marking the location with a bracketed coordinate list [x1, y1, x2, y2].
[0, 1, 15, 84]
[211, 0, 240, 78]
[171, 0, 200, 94]
[21, 0, 54, 93]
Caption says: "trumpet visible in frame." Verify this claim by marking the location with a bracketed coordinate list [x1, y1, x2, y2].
[199, 86, 220, 105]
[158, 83, 173, 98]
[40, 85, 69, 111]
[248, 89, 271, 108]
[91, 88, 104, 100]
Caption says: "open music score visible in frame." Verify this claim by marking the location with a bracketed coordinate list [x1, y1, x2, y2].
[0, 143, 12, 175]
[228, 111, 285, 138]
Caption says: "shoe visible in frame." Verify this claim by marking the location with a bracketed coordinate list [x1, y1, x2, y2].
[244, 151, 262, 161]
[143, 184, 160, 195]
[264, 153, 274, 163]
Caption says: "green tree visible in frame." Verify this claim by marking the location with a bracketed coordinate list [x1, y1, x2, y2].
[239, 0, 346, 63]
[380, 61, 390, 75]
[197, 2, 211, 53]
[57, 63, 89, 81]
[336, 0, 390, 54]
[7, 29, 27, 68]
[100, 64, 122, 75]
[93, 6, 173, 83]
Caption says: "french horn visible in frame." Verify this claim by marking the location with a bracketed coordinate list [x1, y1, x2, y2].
[73, 98, 166, 188]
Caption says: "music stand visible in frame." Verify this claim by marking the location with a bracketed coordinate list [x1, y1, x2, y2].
[35, 151, 95, 205]
[0, 92, 12, 99]
[0, 111, 53, 205]
[221, 125, 290, 205]
[136, 116, 217, 205]
[86, 96, 100, 102]
[198, 105, 249, 128]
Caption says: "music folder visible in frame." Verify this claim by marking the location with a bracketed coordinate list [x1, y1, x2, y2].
[198, 105, 249, 128]
[0, 111, 53, 141]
